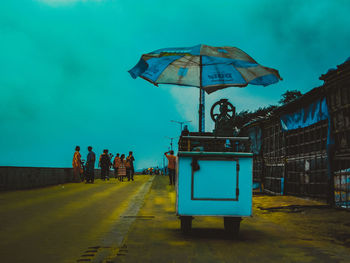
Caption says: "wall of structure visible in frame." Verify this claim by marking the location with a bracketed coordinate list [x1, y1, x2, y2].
[323, 60, 350, 208]
[244, 59, 350, 207]
[0, 167, 103, 191]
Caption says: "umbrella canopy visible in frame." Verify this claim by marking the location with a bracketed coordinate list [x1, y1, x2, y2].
[128, 44, 282, 94]
[128, 44, 282, 132]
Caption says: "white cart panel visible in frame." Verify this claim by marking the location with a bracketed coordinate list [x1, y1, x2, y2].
[176, 153, 252, 217]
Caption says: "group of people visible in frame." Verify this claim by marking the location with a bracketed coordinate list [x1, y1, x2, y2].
[72, 146, 176, 185]
[143, 167, 163, 175]
[72, 146, 96, 183]
[100, 150, 135, 182]
[72, 146, 135, 183]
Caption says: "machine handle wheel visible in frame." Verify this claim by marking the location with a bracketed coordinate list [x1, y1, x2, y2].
[210, 99, 236, 122]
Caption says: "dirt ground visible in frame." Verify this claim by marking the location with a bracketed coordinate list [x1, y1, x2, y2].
[110, 175, 350, 263]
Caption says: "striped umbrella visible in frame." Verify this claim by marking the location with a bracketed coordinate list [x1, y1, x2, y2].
[128, 44, 282, 132]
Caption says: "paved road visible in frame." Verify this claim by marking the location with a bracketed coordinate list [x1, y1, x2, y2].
[1, 175, 350, 263]
[0, 175, 154, 263]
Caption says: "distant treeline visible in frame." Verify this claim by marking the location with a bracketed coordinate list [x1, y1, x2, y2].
[234, 90, 302, 129]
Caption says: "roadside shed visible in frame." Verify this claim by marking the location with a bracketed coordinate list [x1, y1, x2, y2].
[241, 58, 350, 208]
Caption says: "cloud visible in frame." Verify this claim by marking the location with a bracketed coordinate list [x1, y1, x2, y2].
[37, 0, 102, 6]
[247, 0, 350, 66]
[169, 86, 198, 131]
[1, 0, 349, 168]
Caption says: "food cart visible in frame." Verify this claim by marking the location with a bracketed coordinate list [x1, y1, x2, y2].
[176, 100, 253, 236]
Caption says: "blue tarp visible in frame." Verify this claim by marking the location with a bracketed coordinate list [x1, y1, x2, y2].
[280, 97, 329, 131]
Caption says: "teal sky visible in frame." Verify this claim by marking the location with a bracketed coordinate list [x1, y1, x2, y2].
[1, 0, 349, 169]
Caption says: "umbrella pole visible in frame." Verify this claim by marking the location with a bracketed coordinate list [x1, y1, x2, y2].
[199, 88, 205, 132]
[199, 56, 205, 133]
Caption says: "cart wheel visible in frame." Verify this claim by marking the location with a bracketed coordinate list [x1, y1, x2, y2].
[224, 217, 241, 236]
[180, 216, 192, 234]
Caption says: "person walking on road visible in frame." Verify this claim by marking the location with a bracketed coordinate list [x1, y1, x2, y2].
[118, 154, 127, 182]
[126, 151, 135, 181]
[125, 156, 131, 181]
[86, 146, 96, 183]
[72, 146, 82, 182]
[164, 150, 176, 185]
[99, 149, 111, 181]
[113, 153, 121, 180]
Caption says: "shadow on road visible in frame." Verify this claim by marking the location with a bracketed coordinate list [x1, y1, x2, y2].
[169, 226, 269, 243]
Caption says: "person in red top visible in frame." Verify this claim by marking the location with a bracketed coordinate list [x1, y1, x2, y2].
[164, 150, 176, 185]
[72, 146, 82, 182]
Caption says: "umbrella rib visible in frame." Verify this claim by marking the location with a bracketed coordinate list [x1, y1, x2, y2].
[233, 64, 249, 84]
[140, 76, 159, 87]
[170, 55, 200, 67]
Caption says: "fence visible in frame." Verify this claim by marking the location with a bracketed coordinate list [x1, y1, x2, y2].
[243, 58, 350, 206]
[284, 120, 329, 199]
[261, 118, 285, 195]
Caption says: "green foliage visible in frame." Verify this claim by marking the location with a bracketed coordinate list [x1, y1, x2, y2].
[234, 105, 277, 129]
[279, 90, 303, 105]
[234, 90, 302, 129]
